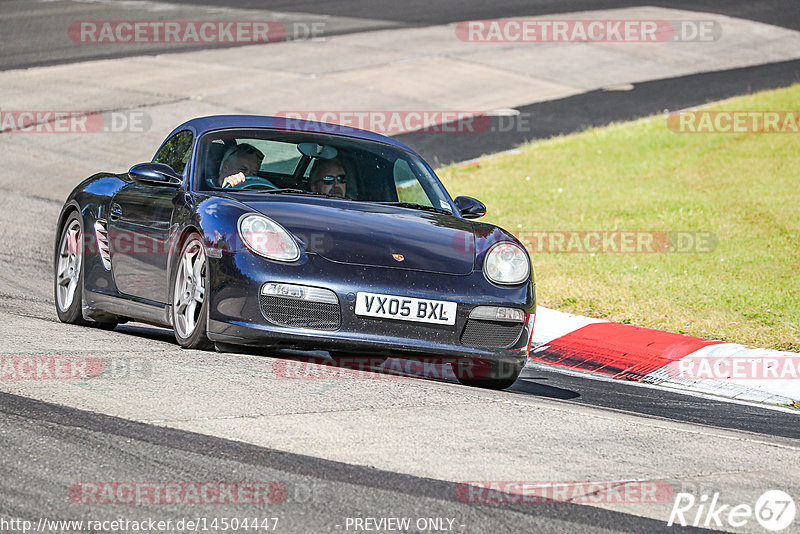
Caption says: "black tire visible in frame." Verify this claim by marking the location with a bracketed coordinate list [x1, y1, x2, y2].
[170, 233, 213, 350]
[454, 359, 523, 390]
[456, 376, 519, 390]
[54, 212, 89, 325]
[92, 321, 119, 331]
[214, 342, 243, 353]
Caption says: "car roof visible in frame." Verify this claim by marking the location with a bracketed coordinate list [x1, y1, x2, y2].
[170, 115, 416, 153]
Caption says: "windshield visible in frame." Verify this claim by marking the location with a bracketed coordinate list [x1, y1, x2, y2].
[195, 129, 453, 211]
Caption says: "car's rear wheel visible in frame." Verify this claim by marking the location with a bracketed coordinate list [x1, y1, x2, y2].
[171, 234, 213, 350]
[55, 213, 89, 324]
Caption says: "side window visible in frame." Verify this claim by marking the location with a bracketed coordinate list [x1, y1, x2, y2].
[394, 159, 432, 206]
[153, 130, 194, 175]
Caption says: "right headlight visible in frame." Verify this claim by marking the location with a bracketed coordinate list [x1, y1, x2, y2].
[238, 213, 301, 262]
[483, 241, 530, 285]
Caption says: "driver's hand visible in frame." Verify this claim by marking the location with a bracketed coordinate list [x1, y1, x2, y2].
[221, 172, 246, 188]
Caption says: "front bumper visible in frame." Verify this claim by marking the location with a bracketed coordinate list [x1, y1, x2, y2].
[206, 250, 535, 368]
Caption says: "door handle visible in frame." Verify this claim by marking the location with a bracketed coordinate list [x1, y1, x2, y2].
[109, 203, 122, 221]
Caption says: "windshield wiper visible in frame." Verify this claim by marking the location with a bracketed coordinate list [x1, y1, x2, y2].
[258, 188, 315, 195]
[243, 188, 327, 197]
[376, 201, 452, 215]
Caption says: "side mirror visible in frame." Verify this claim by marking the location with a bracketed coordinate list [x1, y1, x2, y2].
[129, 162, 182, 186]
[453, 196, 486, 219]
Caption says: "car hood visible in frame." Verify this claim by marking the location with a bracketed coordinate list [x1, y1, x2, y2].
[240, 198, 475, 275]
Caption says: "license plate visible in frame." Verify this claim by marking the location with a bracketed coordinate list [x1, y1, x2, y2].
[355, 292, 457, 326]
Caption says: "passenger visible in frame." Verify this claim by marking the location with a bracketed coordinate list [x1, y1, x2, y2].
[309, 158, 347, 198]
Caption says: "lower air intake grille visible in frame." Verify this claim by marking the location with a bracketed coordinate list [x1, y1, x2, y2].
[259, 294, 341, 330]
[460, 319, 524, 348]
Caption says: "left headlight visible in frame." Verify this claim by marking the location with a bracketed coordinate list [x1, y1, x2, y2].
[238, 213, 301, 262]
[484, 241, 530, 285]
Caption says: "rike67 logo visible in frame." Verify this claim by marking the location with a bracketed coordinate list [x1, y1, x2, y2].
[668, 490, 796, 531]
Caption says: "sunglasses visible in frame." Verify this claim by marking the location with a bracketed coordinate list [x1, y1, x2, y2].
[316, 174, 347, 185]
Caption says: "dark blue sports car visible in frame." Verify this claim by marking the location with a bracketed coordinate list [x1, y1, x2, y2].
[54, 115, 535, 389]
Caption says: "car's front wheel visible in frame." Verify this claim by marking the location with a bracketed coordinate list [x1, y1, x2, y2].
[171, 233, 213, 350]
[55, 212, 89, 325]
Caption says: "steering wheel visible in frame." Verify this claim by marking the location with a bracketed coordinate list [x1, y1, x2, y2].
[229, 176, 278, 191]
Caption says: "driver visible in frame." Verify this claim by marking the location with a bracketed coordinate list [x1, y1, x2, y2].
[218, 144, 264, 188]
[309, 158, 347, 198]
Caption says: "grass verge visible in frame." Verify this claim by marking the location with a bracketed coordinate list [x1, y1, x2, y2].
[438, 84, 800, 351]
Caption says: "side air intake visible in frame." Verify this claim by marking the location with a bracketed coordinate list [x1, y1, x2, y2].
[94, 219, 111, 270]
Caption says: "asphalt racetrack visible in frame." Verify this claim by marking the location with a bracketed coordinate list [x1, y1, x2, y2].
[1, 1, 799, 532]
